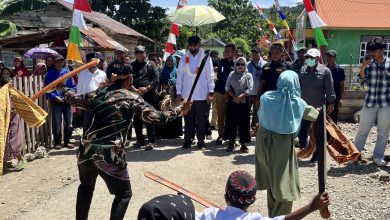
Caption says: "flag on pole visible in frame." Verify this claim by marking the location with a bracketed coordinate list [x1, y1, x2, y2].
[163, 0, 187, 60]
[67, 0, 91, 63]
[274, 0, 298, 51]
[255, 3, 281, 40]
[303, 0, 328, 47]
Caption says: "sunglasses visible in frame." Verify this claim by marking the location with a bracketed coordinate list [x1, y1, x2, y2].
[236, 63, 245, 66]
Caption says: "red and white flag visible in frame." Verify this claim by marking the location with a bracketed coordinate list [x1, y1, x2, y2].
[163, 0, 187, 60]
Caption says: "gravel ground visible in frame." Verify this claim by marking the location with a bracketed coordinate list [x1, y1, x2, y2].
[0, 123, 389, 220]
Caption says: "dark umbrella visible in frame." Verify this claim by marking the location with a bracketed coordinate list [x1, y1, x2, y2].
[24, 47, 58, 59]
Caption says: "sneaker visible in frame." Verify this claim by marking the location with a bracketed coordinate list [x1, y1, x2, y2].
[373, 158, 387, 167]
[145, 142, 154, 151]
[182, 141, 192, 149]
[206, 135, 212, 140]
[197, 141, 205, 149]
[133, 141, 145, 149]
[240, 144, 249, 153]
[226, 141, 235, 152]
[216, 136, 223, 145]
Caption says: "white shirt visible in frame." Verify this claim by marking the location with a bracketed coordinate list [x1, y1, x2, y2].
[176, 50, 215, 101]
[77, 68, 107, 95]
[196, 206, 285, 220]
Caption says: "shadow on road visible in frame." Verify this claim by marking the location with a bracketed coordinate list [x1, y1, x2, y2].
[326, 162, 390, 177]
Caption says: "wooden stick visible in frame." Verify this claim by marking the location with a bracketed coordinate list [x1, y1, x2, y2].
[144, 171, 223, 209]
[31, 59, 99, 100]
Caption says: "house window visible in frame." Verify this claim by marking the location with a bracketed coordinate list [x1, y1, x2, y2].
[360, 36, 390, 63]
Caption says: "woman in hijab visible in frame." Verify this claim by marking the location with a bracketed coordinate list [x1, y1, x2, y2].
[255, 70, 318, 217]
[1, 67, 26, 172]
[224, 57, 253, 153]
[13, 57, 31, 77]
[34, 63, 47, 75]
[137, 194, 195, 220]
[155, 55, 182, 139]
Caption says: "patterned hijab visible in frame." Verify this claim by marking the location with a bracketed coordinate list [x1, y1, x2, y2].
[225, 171, 257, 209]
[34, 63, 47, 75]
[137, 194, 195, 220]
[259, 70, 307, 134]
[159, 55, 177, 86]
[13, 57, 31, 77]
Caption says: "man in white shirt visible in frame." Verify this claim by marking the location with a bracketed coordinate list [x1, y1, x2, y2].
[176, 36, 215, 149]
[196, 171, 330, 220]
[77, 53, 107, 130]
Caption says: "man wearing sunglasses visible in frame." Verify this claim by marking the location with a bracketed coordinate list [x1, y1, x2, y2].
[297, 48, 336, 163]
[353, 37, 390, 167]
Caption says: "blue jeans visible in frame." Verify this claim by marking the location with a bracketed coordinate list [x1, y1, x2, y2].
[354, 105, 390, 160]
[52, 104, 73, 144]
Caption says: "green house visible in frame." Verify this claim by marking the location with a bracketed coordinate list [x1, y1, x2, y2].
[202, 37, 226, 58]
[292, 0, 390, 65]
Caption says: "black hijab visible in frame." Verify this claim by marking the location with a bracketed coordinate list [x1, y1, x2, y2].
[0, 67, 11, 87]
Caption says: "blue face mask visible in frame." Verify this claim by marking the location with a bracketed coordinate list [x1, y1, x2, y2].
[305, 58, 317, 67]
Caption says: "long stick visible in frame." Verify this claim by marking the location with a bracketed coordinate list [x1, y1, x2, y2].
[317, 105, 331, 219]
[144, 171, 223, 209]
[31, 59, 99, 100]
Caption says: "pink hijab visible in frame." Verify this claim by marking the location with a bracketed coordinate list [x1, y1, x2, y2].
[34, 63, 47, 75]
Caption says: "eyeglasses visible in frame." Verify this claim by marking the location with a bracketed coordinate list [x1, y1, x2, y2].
[236, 63, 245, 66]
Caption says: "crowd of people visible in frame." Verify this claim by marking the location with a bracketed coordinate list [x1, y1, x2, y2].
[1, 35, 389, 219]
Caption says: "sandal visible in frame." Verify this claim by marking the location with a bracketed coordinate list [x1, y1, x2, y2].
[14, 160, 27, 172]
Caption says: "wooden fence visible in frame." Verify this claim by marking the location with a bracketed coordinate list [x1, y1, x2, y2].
[12, 75, 52, 154]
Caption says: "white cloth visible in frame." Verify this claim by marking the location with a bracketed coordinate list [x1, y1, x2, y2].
[196, 206, 285, 220]
[76, 68, 107, 95]
[176, 50, 215, 101]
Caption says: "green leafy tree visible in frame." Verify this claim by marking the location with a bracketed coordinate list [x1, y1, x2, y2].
[231, 37, 250, 55]
[90, 0, 169, 53]
[208, 0, 264, 46]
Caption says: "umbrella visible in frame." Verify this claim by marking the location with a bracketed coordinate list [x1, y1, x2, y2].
[24, 47, 58, 59]
[168, 5, 225, 27]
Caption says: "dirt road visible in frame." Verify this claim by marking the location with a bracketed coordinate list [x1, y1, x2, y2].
[1, 124, 389, 220]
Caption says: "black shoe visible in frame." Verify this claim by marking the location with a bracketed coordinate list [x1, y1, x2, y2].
[133, 141, 145, 149]
[197, 141, 205, 149]
[226, 142, 235, 152]
[240, 144, 249, 153]
[182, 141, 192, 149]
[145, 142, 154, 151]
[210, 126, 216, 130]
[216, 136, 223, 145]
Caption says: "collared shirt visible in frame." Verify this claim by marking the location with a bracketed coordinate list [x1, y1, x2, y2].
[300, 64, 336, 108]
[131, 60, 159, 90]
[327, 64, 345, 101]
[364, 56, 390, 108]
[77, 68, 107, 95]
[176, 50, 215, 100]
[215, 58, 235, 94]
[259, 61, 292, 96]
[106, 59, 132, 79]
[44, 67, 75, 100]
[247, 58, 267, 95]
[292, 59, 305, 74]
[196, 206, 285, 220]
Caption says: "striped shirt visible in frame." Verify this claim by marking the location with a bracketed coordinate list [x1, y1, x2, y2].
[364, 56, 390, 108]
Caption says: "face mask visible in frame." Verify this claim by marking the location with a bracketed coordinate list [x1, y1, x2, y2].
[305, 58, 316, 67]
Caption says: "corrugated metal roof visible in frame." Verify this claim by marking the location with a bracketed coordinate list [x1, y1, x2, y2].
[57, 0, 153, 41]
[81, 28, 128, 51]
[316, 0, 390, 29]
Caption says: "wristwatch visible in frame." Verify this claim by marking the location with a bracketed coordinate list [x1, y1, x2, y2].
[209, 92, 214, 96]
